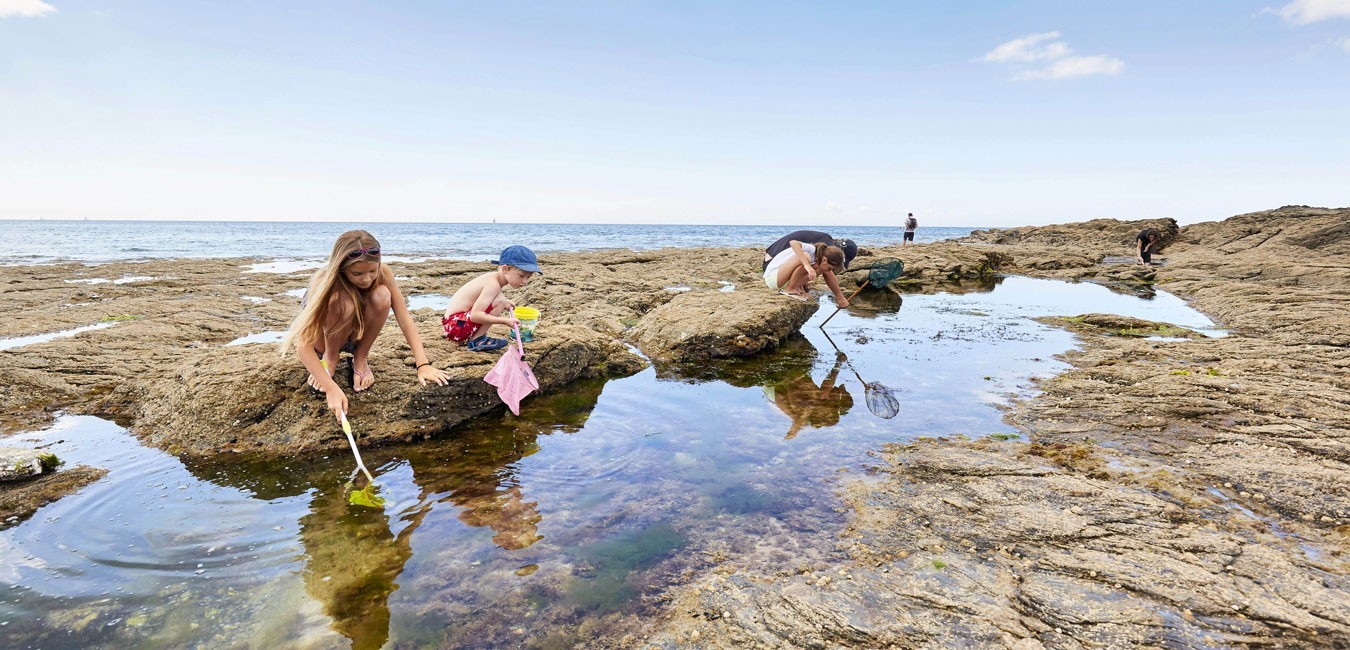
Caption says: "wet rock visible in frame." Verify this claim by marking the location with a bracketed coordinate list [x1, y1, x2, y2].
[133, 325, 645, 455]
[965, 217, 1179, 251]
[0, 465, 107, 523]
[844, 244, 1009, 288]
[630, 291, 819, 362]
[0, 447, 62, 482]
[1044, 313, 1206, 340]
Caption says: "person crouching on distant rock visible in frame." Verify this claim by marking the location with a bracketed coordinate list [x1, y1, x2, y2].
[763, 239, 847, 302]
[280, 230, 450, 422]
[763, 230, 857, 308]
[1136, 228, 1161, 266]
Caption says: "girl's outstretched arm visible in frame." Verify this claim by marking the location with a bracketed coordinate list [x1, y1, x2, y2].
[385, 269, 450, 386]
[821, 269, 847, 307]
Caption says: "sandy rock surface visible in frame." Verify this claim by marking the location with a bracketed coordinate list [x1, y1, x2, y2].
[630, 291, 820, 362]
[647, 207, 1349, 648]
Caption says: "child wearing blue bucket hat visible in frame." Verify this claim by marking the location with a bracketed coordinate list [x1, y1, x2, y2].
[442, 245, 542, 352]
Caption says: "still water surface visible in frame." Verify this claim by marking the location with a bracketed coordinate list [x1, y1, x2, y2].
[0, 277, 1221, 648]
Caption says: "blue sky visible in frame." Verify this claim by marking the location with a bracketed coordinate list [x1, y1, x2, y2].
[2, 1, 1347, 226]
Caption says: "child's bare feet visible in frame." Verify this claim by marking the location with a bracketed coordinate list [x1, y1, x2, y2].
[352, 359, 375, 392]
[778, 290, 810, 302]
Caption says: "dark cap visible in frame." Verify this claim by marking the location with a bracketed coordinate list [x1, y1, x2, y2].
[833, 238, 858, 268]
[492, 245, 542, 274]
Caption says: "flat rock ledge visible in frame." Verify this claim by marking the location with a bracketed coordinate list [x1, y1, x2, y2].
[132, 325, 646, 456]
[0, 465, 107, 524]
[630, 290, 820, 362]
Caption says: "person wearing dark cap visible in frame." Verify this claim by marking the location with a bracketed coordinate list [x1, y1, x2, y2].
[902, 213, 917, 246]
[763, 230, 856, 307]
[441, 245, 540, 352]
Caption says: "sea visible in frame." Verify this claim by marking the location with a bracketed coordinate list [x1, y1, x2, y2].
[3, 220, 982, 264]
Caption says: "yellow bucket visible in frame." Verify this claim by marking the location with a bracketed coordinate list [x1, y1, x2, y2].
[514, 306, 540, 341]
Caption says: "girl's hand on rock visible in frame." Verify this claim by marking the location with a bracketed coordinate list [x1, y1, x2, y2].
[324, 386, 348, 423]
[417, 364, 450, 387]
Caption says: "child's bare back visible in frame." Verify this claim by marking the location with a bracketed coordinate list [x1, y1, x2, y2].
[444, 272, 502, 318]
[441, 246, 541, 350]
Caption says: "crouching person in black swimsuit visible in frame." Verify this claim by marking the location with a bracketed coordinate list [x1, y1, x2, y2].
[1136, 228, 1161, 266]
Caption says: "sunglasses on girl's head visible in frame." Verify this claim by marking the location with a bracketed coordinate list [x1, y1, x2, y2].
[346, 246, 380, 259]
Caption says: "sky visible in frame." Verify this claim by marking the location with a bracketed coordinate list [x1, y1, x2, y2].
[1, 1, 1348, 227]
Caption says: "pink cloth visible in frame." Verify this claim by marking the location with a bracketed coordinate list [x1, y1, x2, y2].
[483, 326, 539, 415]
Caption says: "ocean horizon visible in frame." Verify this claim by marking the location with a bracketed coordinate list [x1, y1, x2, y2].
[6, 220, 984, 265]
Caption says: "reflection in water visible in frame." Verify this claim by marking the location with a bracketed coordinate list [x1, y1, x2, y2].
[404, 378, 609, 552]
[656, 334, 821, 388]
[843, 288, 903, 317]
[299, 485, 419, 650]
[895, 276, 1002, 296]
[763, 352, 854, 439]
[324, 380, 606, 645]
[820, 330, 901, 420]
[178, 380, 610, 648]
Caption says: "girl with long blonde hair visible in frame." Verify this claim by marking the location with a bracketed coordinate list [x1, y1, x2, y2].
[280, 230, 449, 421]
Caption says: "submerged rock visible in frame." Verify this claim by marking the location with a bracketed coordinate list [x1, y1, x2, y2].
[630, 290, 820, 362]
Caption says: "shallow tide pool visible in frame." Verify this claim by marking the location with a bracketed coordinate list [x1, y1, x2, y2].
[0, 276, 1221, 649]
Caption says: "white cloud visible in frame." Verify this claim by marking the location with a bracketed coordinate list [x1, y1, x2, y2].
[982, 32, 1071, 62]
[0, 0, 56, 18]
[1271, 0, 1350, 24]
[1336, 35, 1350, 51]
[982, 32, 1123, 81]
[1016, 55, 1125, 80]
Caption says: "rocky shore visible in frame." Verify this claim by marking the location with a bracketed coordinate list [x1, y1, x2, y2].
[647, 206, 1349, 648]
[2, 206, 1346, 647]
[0, 240, 1003, 510]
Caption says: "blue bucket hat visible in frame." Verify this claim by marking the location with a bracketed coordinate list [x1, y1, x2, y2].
[492, 245, 542, 274]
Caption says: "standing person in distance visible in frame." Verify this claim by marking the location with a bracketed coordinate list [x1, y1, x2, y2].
[902, 213, 918, 246]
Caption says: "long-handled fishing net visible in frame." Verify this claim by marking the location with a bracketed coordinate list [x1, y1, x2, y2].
[820, 258, 905, 328]
[820, 331, 900, 419]
[340, 411, 388, 508]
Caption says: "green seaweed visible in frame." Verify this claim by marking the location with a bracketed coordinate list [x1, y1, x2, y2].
[99, 314, 140, 322]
